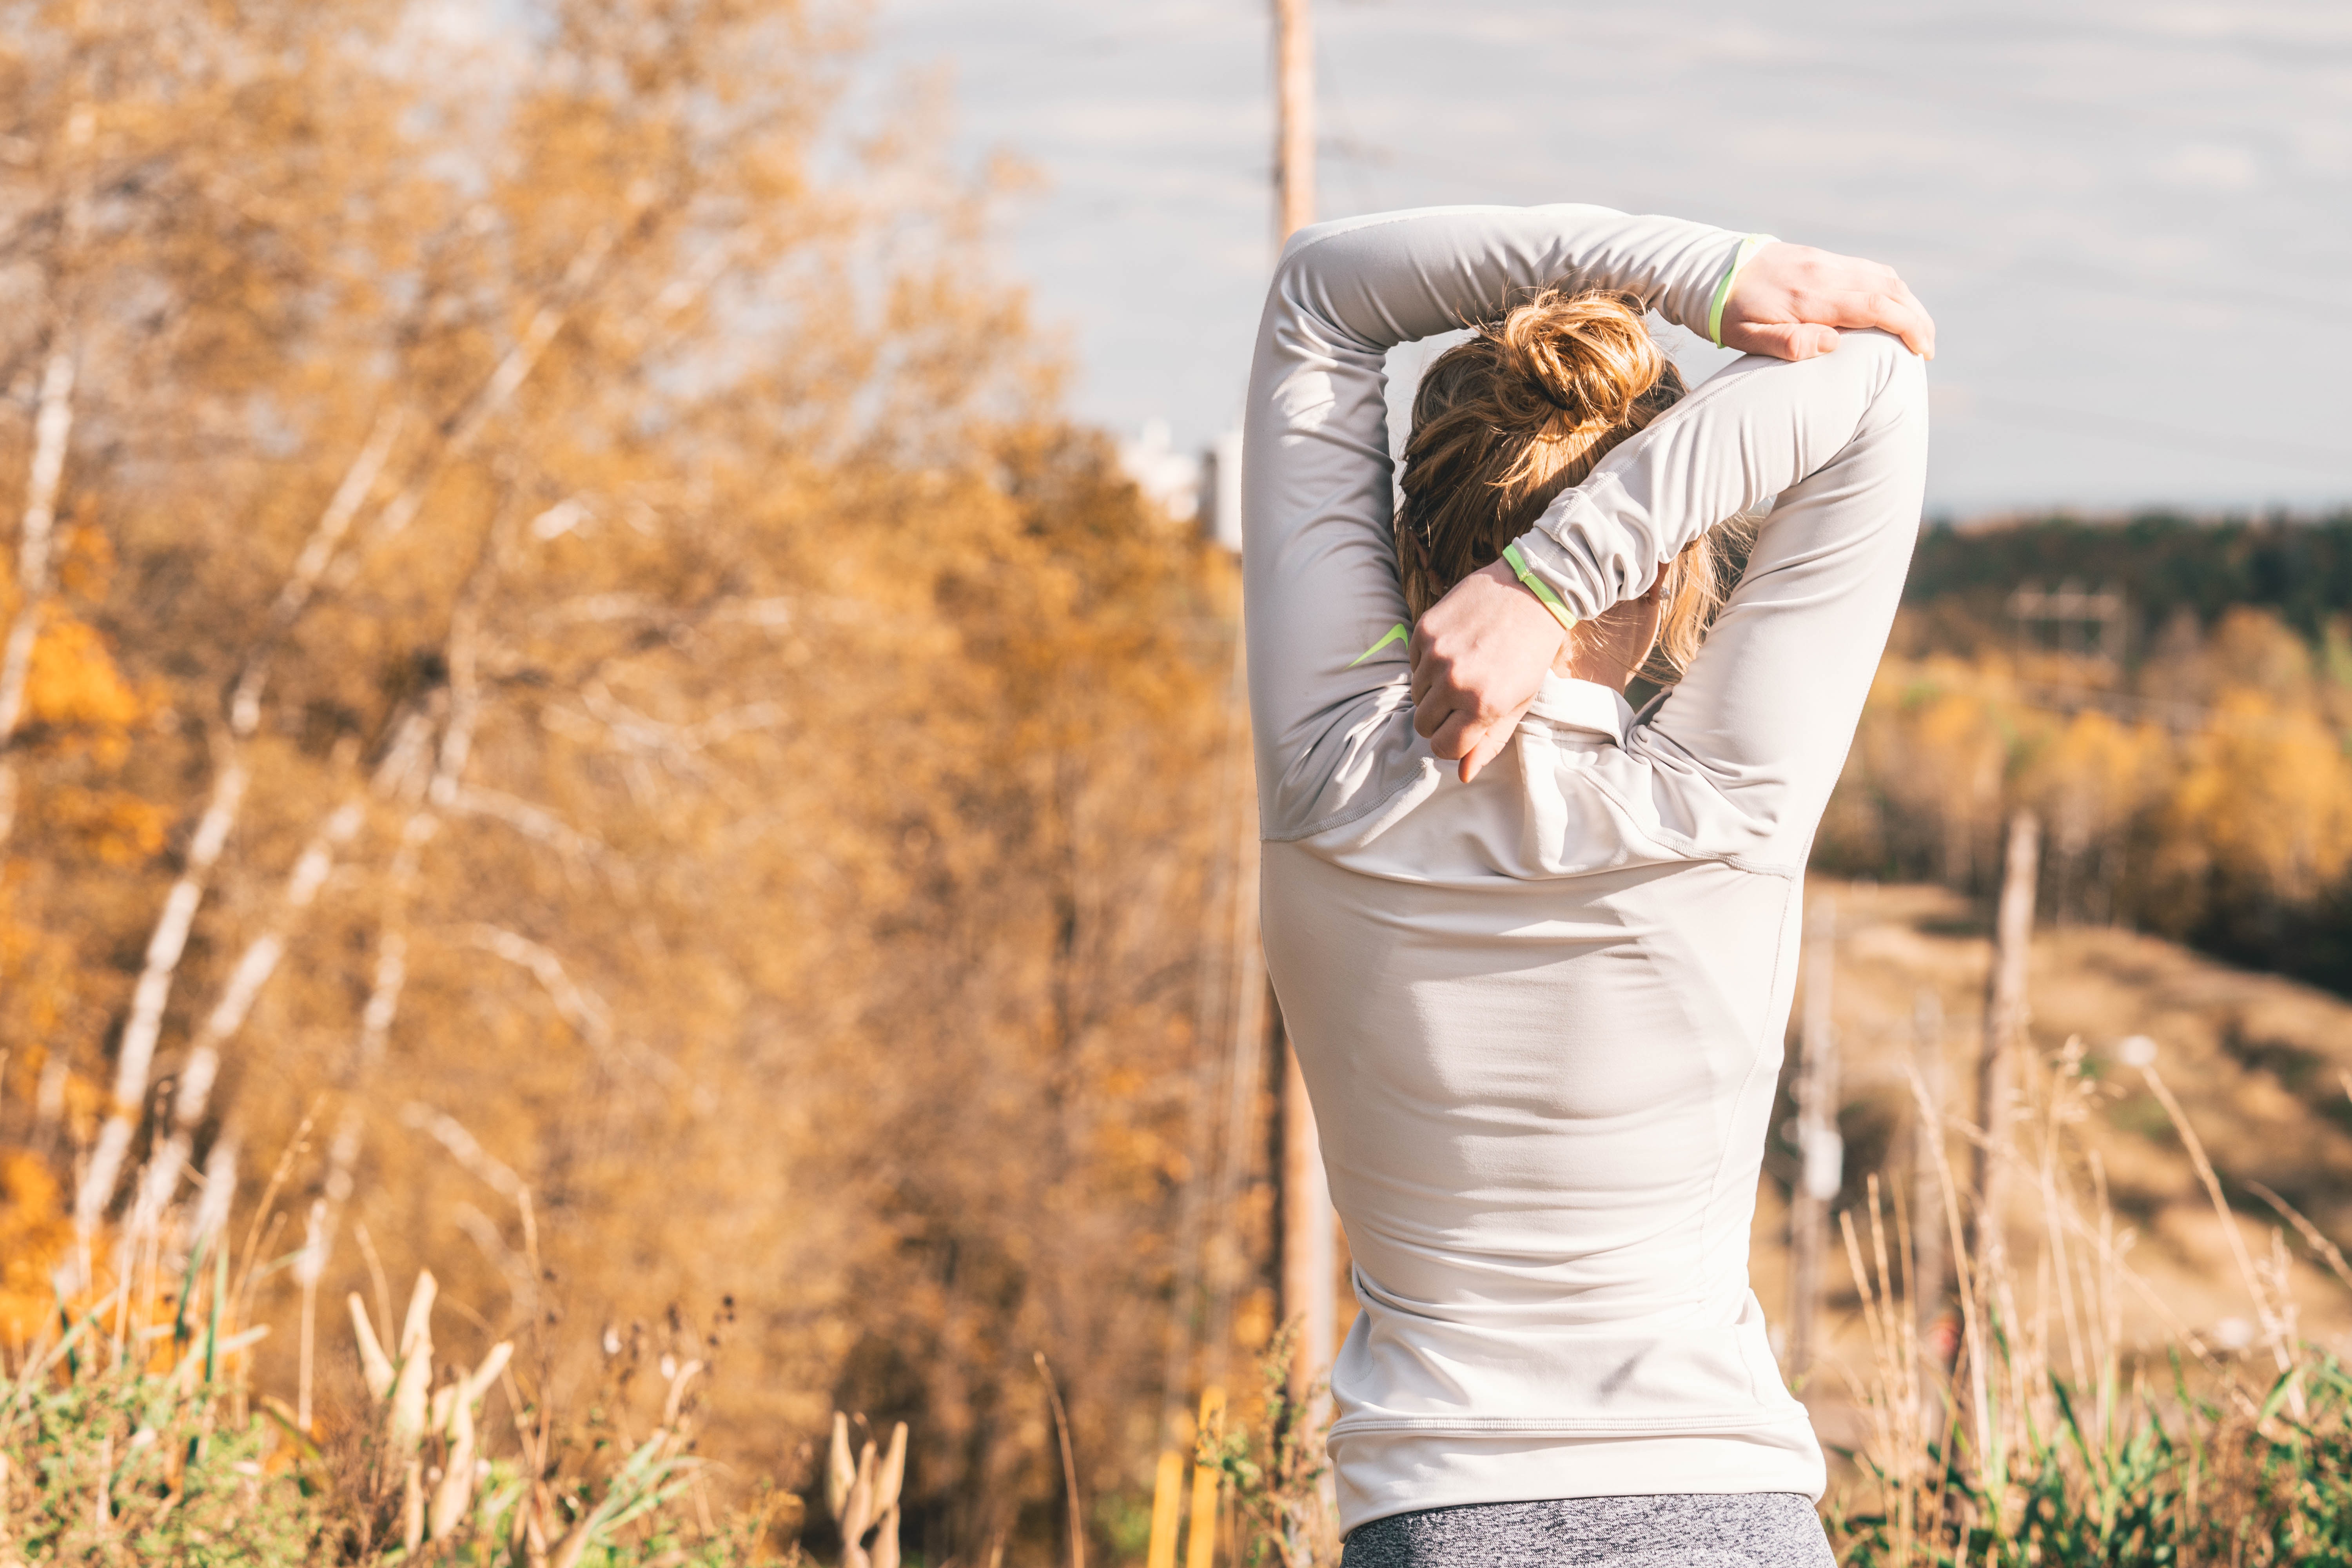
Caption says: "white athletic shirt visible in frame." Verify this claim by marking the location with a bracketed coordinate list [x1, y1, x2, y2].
[1241, 205, 1929, 1533]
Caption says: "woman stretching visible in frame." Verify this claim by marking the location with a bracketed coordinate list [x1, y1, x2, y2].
[1242, 205, 1932, 1565]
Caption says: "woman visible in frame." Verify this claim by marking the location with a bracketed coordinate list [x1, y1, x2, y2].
[1241, 205, 1931, 1565]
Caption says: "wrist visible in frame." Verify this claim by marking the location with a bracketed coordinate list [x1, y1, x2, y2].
[1708, 233, 1778, 348]
[1498, 543, 1579, 637]
[1468, 560, 1569, 663]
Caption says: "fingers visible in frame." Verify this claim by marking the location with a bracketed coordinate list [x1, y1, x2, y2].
[1426, 708, 1481, 762]
[1457, 720, 1512, 784]
[1875, 279, 1936, 360]
[1818, 272, 1935, 360]
[1723, 320, 1841, 362]
[1456, 692, 1537, 783]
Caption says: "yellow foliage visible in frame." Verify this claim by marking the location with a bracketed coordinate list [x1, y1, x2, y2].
[24, 614, 144, 733]
[1829, 606, 2352, 946]
[0, 7, 1236, 1557]
[2165, 690, 2352, 903]
[0, 1151, 72, 1343]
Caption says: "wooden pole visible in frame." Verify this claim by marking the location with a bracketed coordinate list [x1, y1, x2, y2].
[1788, 897, 1840, 1385]
[1975, 811, 2039, 1294]
[1909, 989, 1948, 1357]
[1184, 1385, 1225, 1568]
[1270, 0, 1336, 1420]
[1274, 0, 1314, 246]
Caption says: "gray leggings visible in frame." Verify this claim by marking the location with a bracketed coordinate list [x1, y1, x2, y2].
[1341, 1494, 1835, 1567]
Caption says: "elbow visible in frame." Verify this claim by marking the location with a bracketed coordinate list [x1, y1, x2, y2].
[1833, 328, 1929, 439]
[1845, 327, 1927, 397]
[1275, 217, 1352, 270]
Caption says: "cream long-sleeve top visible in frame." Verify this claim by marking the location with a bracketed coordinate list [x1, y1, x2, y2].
[1241, 205, 1929, 1534]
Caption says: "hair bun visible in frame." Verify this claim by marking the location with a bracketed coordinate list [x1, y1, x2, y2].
[1395, 285, 1687, 626]
[1489, 289, 1663, 433]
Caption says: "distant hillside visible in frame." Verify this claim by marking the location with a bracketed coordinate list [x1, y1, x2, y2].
[1902, 511, 2352, 659]
[1757, 878, 2352, 1388]
[1758, 879, 2352, 1482]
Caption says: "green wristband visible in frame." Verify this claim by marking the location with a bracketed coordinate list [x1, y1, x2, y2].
[1501, 543, 1579, 637]
[1707, 233, 1776, 349]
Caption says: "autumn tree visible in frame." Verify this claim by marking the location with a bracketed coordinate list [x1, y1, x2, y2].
[0, 3, 1247, 1561]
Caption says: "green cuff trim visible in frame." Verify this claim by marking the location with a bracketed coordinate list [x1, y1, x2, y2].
[1707, 233, 1776, 349]
[1501, 543, 1579, 637]
[1349, 622, 1410, 668]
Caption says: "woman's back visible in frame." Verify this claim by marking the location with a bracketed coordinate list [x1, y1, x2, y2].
[1241, 205, 1927, 1534]
[1265, 683, 1819, 1527]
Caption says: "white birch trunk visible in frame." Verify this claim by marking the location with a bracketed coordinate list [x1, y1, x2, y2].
[0, 345, 79, 849]
[75, 757, 247, 1235]
[320, 808, 435, 1219]
[318, 551, 493, 1238]
[87, 220, 632, 1256]
[131, 797, 365, 1227]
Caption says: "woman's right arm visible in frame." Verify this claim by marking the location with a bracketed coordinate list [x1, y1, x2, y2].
[1243, 204, 1753, 842]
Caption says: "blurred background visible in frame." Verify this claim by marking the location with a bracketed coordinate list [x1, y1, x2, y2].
[1, 1, 2349, 1564]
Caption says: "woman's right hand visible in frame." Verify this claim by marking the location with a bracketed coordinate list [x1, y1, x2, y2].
[1719, 243, 1936, 361]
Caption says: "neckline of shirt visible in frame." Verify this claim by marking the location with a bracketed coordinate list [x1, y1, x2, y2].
[1526, 674, 1635, 744]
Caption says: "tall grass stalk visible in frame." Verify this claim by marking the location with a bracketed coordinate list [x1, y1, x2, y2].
[1831, 1038, 2352, 1565]
[0, 1157, 789, 1565]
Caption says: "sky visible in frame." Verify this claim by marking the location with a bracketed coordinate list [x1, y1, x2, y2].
[857, 0, 2352, 519]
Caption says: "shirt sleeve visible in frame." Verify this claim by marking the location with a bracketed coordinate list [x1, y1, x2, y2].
[1521, 331, 1931, 866]
[1243, 204, 1750, 842]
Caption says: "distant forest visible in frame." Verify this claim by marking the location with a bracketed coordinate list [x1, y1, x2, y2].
[1901, 511, 2352, 656]
[1824, 508, 2352, 998]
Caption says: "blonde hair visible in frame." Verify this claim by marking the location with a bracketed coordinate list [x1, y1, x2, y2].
[1396, 287, 1739, 678]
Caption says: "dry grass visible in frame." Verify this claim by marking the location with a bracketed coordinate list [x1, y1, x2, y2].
[0, 1165, 799, 1567]
[1212, 881, 2352, 1566]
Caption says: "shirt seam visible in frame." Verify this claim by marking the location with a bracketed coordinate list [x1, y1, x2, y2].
[1262, 764, 1432, 844]
[1545, 758, 1806, 877]
[1263, 750, 1807, 877]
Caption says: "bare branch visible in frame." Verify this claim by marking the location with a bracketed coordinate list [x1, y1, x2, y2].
[227, 408, 402, 736]
[367, 229, 621, 548]
[447, 784, 612, 871]
[402, 1100, 539, 1294]
[461, 924, 614, 1054]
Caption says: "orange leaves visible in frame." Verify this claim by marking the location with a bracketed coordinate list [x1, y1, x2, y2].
[22, 614, 142, 737]
[29, 784, 168, 865]
[0, 1149, 73, 1343]
[2165, 690, 2352, 905]
[7, 613, 163, 862]
[1833, 606, 2352, 942]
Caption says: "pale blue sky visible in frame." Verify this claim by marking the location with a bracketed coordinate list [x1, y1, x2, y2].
[860, 0, 2352, 517]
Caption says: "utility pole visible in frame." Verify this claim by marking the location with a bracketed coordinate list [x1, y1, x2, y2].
[1152, 18, 1327, 1561]
[1975, 811, 2039, 1295]
[1788, 898, 1840, 1385]
[1274, 0, 1314, 245]
[1270, 0, 1336, 1429]
[1149, 17, 1325, 1564]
